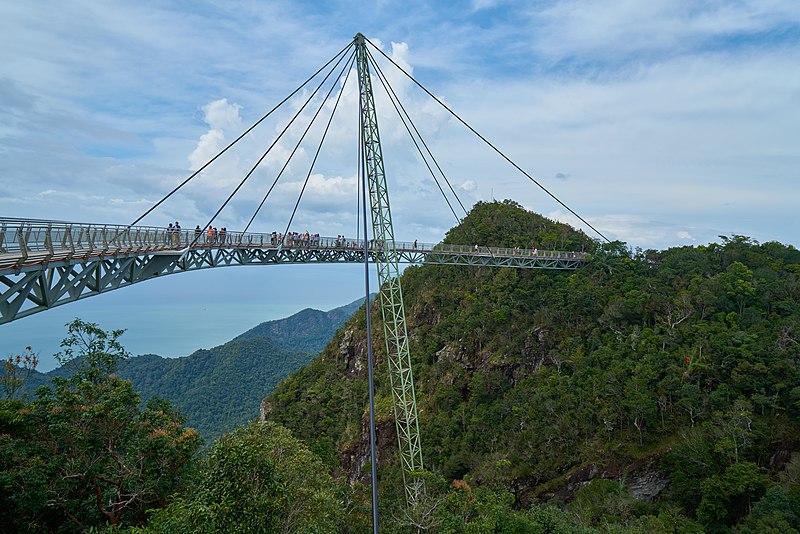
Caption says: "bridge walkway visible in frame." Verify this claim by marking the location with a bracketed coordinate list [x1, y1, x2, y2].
[0, 219, 587, 324]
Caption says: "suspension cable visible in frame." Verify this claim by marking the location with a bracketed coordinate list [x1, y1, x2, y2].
[188, 48, 355, 247]
[366, 51, 496, 257]
[130, 40, 354, 227]
[356, 93, 362, 242]
[365, 50, 463, 225]
[281, 53, 355, 241]
[365, 38, 611, 243]
[241, 50, 357, 234]
[359, 80, 380, 533]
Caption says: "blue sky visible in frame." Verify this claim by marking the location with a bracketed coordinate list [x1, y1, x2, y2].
[2, 0, 799, 369]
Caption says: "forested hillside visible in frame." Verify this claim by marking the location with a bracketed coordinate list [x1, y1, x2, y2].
[118, 337, 309, 440]
[264, 200, 800, 532]
[235, 297, 363, 353]
[20, 299, 362, 442]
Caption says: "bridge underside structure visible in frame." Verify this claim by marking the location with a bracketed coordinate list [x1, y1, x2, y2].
[0, 219, 585, 325]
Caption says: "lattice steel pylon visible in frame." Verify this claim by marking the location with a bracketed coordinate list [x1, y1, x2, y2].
[355, 33, 424, 504]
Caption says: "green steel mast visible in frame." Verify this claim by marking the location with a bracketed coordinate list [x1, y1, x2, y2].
[354, 32, 424, 504]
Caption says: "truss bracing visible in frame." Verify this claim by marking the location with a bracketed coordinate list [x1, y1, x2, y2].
[354, 33, 426, 504]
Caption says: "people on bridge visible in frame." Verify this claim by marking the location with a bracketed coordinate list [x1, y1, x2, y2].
[173, 221, 181, 247]
[413, 240, 417, 249]
[207, 225, 214, 245]
[194, 225, 202, 243]
[219, 227, 227, 245]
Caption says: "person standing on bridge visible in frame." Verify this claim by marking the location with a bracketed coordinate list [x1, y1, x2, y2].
[194, 225, 201, 244]
[173, 221, 181, 247]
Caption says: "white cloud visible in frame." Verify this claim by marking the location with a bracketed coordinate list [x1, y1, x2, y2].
[279, 173, 357, 198]
[530, 0, 800, 59]
[471, 0, 499, 11]
[188, 129, 226, 171]
[202, 98, 243, 131]
[459, 180, 477, 192]
[188, 99, 245, 171]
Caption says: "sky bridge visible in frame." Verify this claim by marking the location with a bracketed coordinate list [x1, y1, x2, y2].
[0, 218, 586, 325]
[1, 33, 598, 518]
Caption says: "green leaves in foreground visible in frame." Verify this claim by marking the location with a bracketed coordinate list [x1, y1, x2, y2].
[0, 319, 201, 533]
[137, 421, 343, 533]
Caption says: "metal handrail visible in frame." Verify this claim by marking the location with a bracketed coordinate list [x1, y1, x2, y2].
[0, 218, 588, 265]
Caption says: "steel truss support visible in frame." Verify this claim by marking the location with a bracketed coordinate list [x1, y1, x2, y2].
[354, 33, 425, 504]
[0, 247, 367, 325]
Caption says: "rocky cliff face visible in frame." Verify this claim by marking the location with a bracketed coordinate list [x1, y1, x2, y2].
[338, 327, 367, 377]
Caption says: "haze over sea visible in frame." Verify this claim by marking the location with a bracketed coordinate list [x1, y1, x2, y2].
[1, 266, 371, 372]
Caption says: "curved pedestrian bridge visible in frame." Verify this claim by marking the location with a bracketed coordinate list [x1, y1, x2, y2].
[0, 218, 586, 324]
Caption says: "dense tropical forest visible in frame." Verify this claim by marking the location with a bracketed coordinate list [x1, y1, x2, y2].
[1, 200, 799, 532]
[266, 201, 800, 532]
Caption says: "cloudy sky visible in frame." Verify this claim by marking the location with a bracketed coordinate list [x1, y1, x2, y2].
[2, 1, 799, 369]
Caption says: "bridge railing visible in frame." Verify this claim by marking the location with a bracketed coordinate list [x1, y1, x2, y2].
[0, 219, 177, 263]
[0, 218, 587, 267]
[411, 242, 586, 260]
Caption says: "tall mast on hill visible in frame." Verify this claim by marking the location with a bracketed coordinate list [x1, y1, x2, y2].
[354, 32, 424, 505]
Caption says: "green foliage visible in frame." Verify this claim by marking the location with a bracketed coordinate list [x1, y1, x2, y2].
[7, 202, 800, 531]
[0, 320, 200, 532]
[569, 479, 636, 526]
[386, 472, 595, 533]
[22, 300, 360, 444]
[234, 297, 364, 353]
[22, 305, 360, 444]
[443, 199, 594, 252]
[697, 462, 769, 531]
[138, 421, 343, 533]
[737, 485, 800, 533]
[117, 336, 313, 441]
[620, 510, 704, 533]
[1, 346, 39, 400]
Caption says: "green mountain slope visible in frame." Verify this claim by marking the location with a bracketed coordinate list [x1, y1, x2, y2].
[117, 337, 309, 440]
[263, 200, 800, 530]
[20, 298, 363, 442]
[234, 297, 364, 353]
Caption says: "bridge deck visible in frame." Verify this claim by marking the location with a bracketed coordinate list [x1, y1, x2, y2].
[0, 219, 587, 324]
